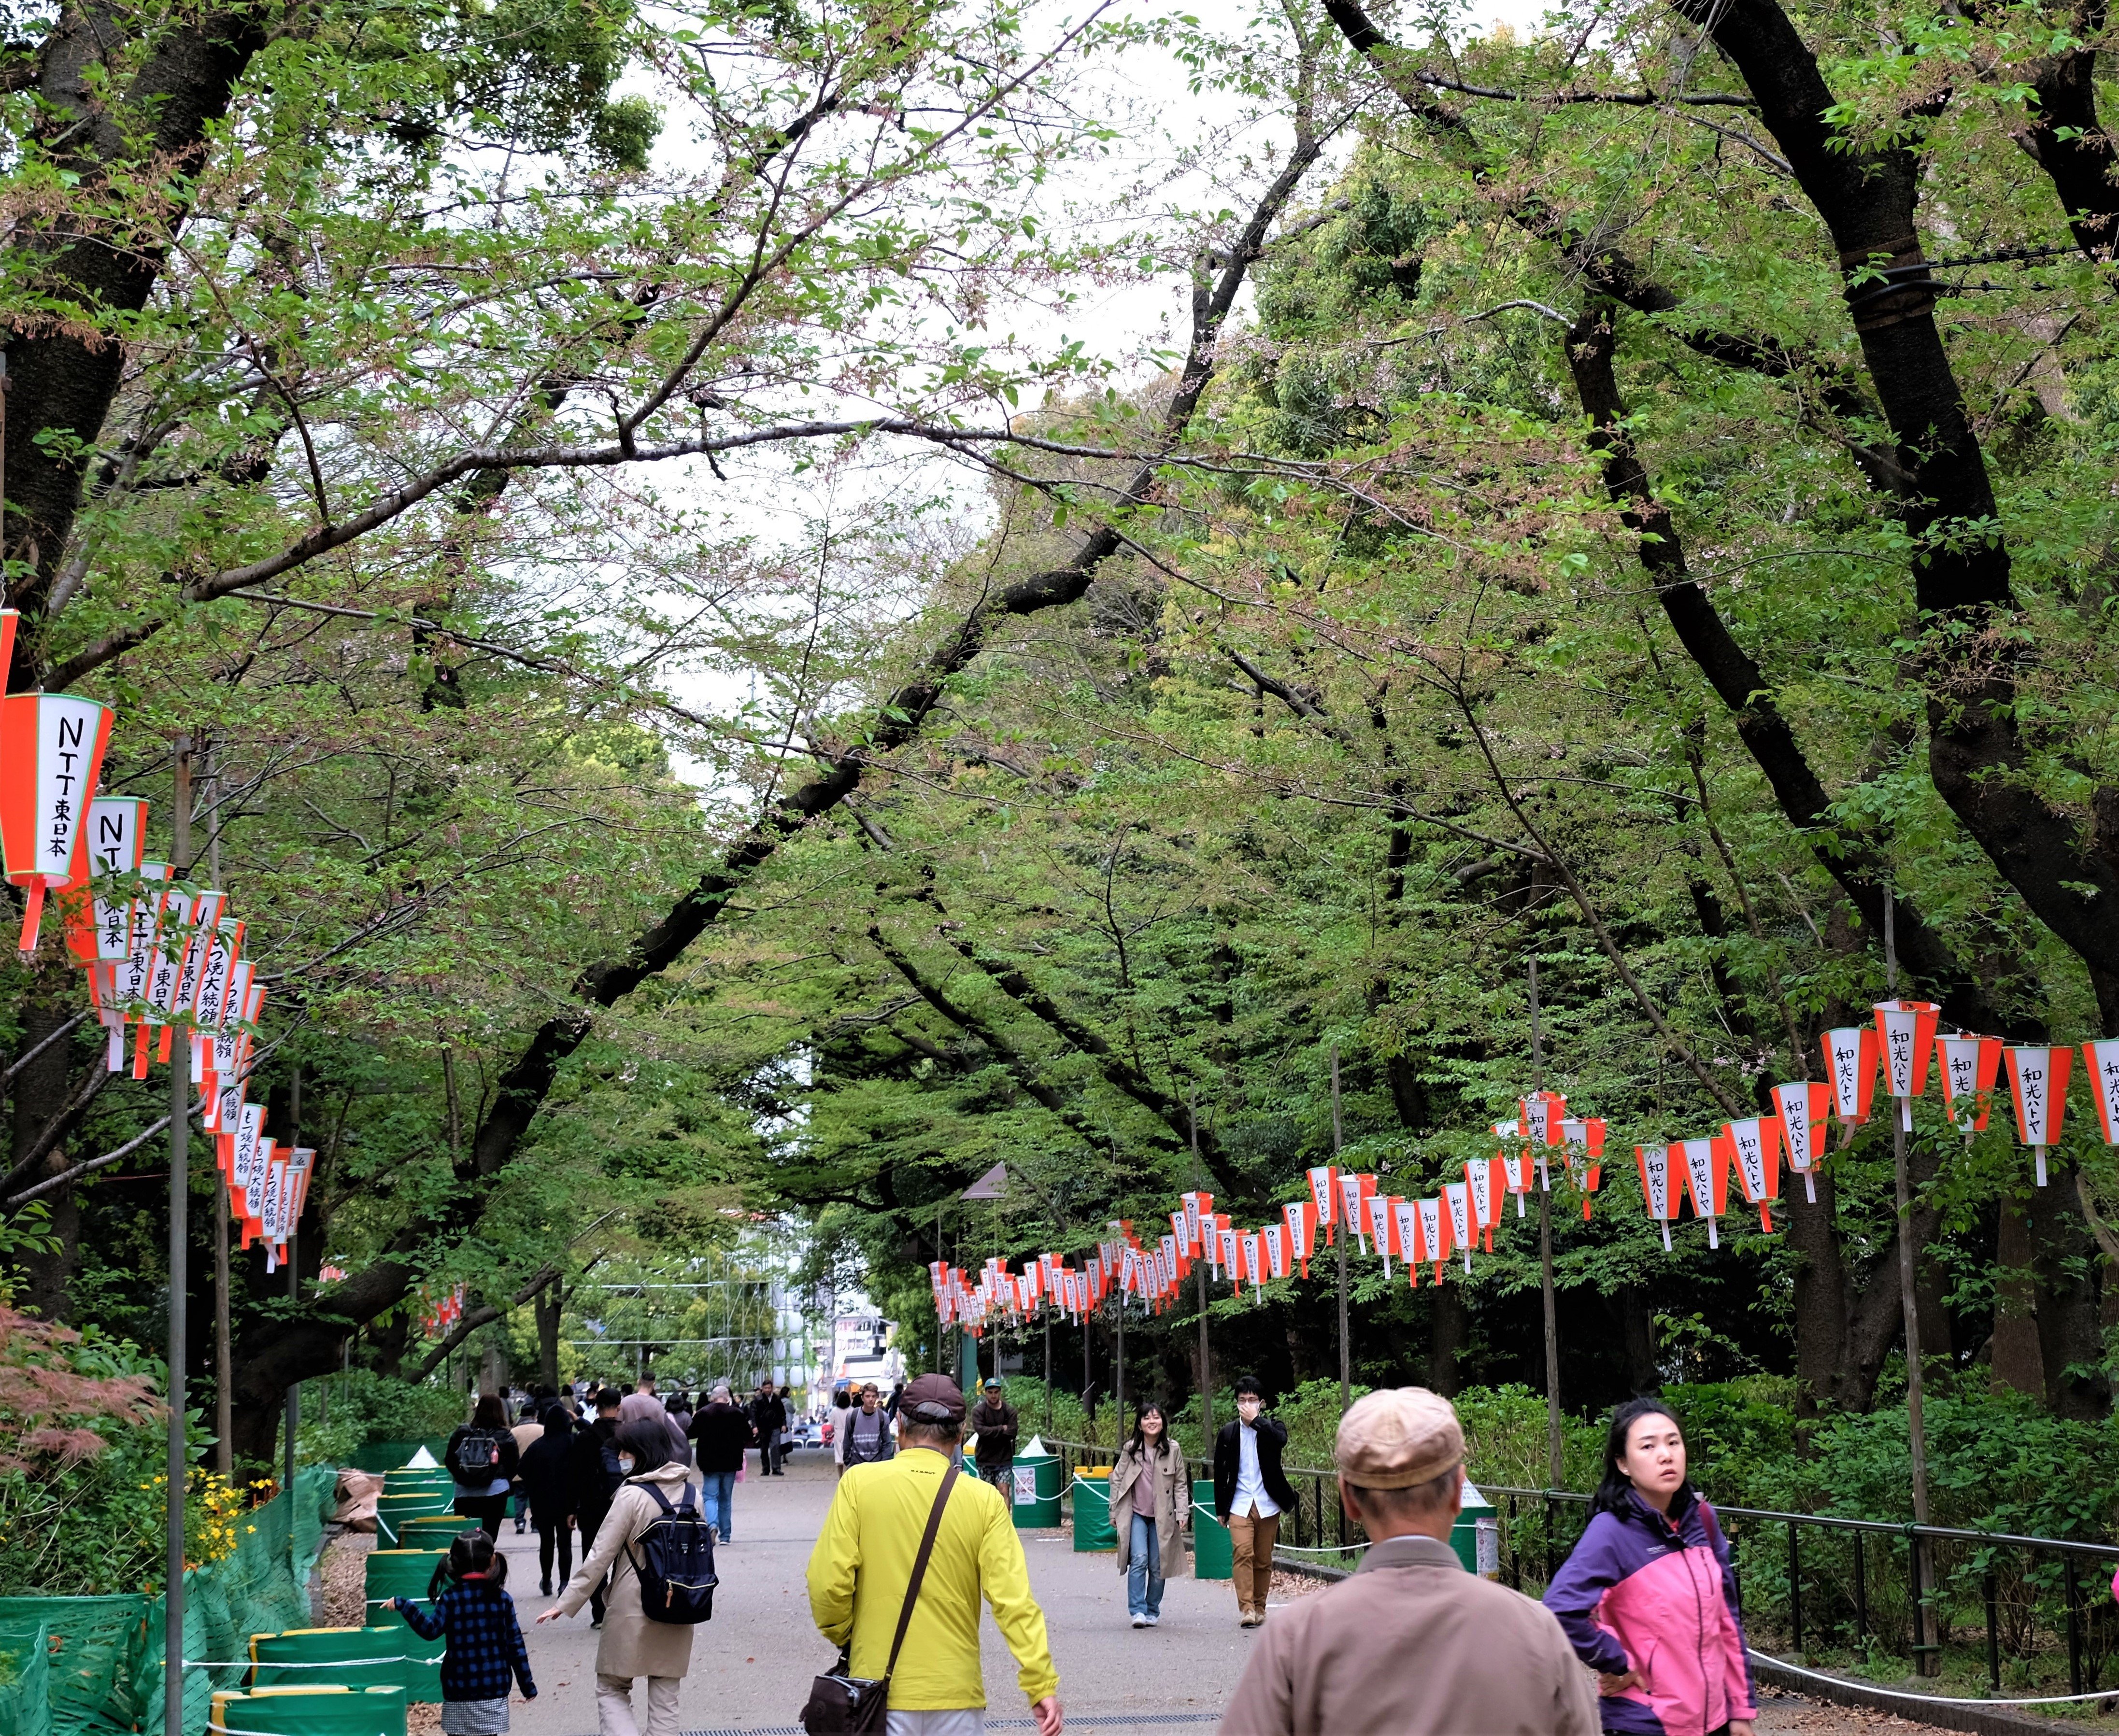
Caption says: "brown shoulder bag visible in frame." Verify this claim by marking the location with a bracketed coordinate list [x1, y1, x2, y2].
[800, 1460, 960, 1734]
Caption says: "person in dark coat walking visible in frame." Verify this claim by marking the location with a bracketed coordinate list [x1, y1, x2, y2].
[749, 1379, 790, 1476]
[563, 1387, 624, 1626]
[518, 1407, 577, 1596]
[1212, 1375, 1299, 1627]
[688, 1382, 754, 1540]
[445, 1393, 522, 1538]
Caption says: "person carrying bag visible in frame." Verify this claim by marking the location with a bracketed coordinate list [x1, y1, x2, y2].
[804, 1373, 1062, 1736]
[800, 1460, 959, 1733]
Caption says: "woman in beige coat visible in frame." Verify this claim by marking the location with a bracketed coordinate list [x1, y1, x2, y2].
[540, 1420, 699, 1736]
[1108, 1402, 1189, 1628]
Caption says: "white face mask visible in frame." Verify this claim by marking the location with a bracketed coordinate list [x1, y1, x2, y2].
[617, 1454, 636, 1473]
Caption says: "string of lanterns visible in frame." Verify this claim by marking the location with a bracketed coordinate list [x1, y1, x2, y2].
[925, 1000, 2119, 1324]
[0, 609, 302, 1268]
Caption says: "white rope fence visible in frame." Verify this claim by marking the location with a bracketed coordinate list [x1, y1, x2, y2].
[1754, 1650, 2119, 1708]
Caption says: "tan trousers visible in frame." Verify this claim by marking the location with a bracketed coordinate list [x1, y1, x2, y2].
[1227, 1504, 1279, 1617]
[597, 1673, 682, 1736]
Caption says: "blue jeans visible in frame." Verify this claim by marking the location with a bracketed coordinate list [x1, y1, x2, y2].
[701, 1470, 737, 1541]
[1127, 1512, 1163, 1618]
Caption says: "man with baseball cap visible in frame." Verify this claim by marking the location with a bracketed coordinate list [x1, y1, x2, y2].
[1218, 1387, 1596, 1736]
[808, 1372, 1063, 1736]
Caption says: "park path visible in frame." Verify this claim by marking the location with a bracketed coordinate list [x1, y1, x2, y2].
[464, 1446, 1942, 1736]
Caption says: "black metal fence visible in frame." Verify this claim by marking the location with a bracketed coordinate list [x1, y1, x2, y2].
[1045, 1437, 2119, 1694]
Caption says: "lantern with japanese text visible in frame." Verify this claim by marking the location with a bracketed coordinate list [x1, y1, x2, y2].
[1282, 1199, 1317, 1277]
[1443, 1182, 1473, 1276]
[1636, 1144, 1676, 1251]
[1937, 1034, 2005, 1137]
[1822, 1026, 1879, 1130]
[2088, 1041, 2119, 1150]
[1306, 1165, 1337, 1245]
[2005, 1045, 2071, 1186]
[1559, 1117, 1606, 1220]
[1772, 1081, 1830, 1202]
[0, 692, 116, 952]
[1464, 1158, 1504, 1252]
[1416, 1196, 1450, 1283]
[1678, 1137, 1727, 1249]
[1873, 1001, 1940, 1132]
[1392, 1199, 1421, 1288]
[1721, 1116, 1782, 1232]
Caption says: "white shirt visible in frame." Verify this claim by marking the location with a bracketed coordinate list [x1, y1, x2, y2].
[1234, 1419, 1279, 1518]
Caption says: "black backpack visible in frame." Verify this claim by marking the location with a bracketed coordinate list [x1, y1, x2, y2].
[455, 1430, 504, 1475]
[628, 1482, 717, 1624]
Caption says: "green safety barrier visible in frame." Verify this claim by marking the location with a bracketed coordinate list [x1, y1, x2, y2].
[210, 1685, 406, 1736]
[247, 1628, 413, 1695]
[0, 1596, 149, 1736]
[379, 1468, 451, 1491]
[1069, 1467, 1115, 1552]
[372, 1493, 451, 1548]
[0, 1464, 338, 1736]
[1189, 1481, 1232, 1581]
[361, 1554, 448, 1703]
[0, 1618, 53, 1736]
[394, 1518, 466, 1552]
[1009, 1452, 1062, 1528]
[347, 1442, 449, 1475]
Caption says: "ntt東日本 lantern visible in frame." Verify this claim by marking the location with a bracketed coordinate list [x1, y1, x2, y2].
[1937, 1033, 2005, 1137]
[1637, 1144, 1677, 1251]
[1822, 1026, 1879, 1130]
[1678, 1137, 1727, 1249]
[0, 692, 116, 952]
[2005, 1045, 2072, 1186]
[1771, 1081, 1830, 1202]
[66, 796, 147, 1068]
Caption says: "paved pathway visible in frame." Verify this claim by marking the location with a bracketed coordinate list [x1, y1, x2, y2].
[486, 1447, 1939, 1736]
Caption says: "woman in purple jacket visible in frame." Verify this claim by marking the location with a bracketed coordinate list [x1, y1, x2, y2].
[1543, 1398, 1757, 1736]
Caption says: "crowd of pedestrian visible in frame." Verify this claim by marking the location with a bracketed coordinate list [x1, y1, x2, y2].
[438, 1363, 1752, 1736]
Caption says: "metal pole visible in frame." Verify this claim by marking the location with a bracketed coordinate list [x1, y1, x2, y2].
[1884, 892, 1936, 1673]
[1192, 1094, 1210, 1449]
[1331, 1045, 1348, 1413]
[1043, 1306, 1052, 1433]
[207, 751, 233, 1481]
[284, 1066, 301, 1511]
[1113, 1286, 1125, 1432]
[164, 736, 192, 1736]
[1531, 957, 1563, 1488]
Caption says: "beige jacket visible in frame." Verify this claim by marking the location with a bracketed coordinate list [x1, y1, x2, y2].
[1218, 1533, 1599, 1736]
[1106, 1440, 1188, 1577]
[555, 1462, 699, 1680]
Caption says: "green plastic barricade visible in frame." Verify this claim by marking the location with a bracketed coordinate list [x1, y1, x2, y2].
[373, 1491, 452, 1547]
[348, 1441, 450, 1474]
[1190, 1479, 1231, 1581]
[1451, 1480, 1500, 1578]
[0, 1618, 53, 1736]
[211, 1685, 407, 1736]
[248, 1627, 406, 1694]
[1008, 1448, 1061, 1528]
[396, 1516, 467, 1552]
[361, 1553, 448, 1702]
[1069, 1466, 1115, 1552]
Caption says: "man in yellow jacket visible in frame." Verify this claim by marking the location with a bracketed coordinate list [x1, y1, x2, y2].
[807, 1372, 1063, 1736]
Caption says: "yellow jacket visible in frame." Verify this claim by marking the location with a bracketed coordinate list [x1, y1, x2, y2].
[806, 1446, 1058, 1710]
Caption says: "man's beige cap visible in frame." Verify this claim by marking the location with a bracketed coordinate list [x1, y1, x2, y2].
[1335, 1386, 1464, 1488]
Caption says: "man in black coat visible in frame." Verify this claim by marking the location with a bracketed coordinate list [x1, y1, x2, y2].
[563, 1387, 623, 1625]
[1212, 1375, 1300, 1628]
[749, 1379, 790, 1475]
[688, 1383, 754, 1540]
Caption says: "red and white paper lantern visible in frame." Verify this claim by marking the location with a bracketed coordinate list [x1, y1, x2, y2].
[0, 692, 115, 953]
[2004, 1045, 2071, 1186]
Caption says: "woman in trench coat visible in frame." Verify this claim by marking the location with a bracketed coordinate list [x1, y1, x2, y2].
[541, 1419, 700, 1735]
[1107, 1401, 1189, 1627]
